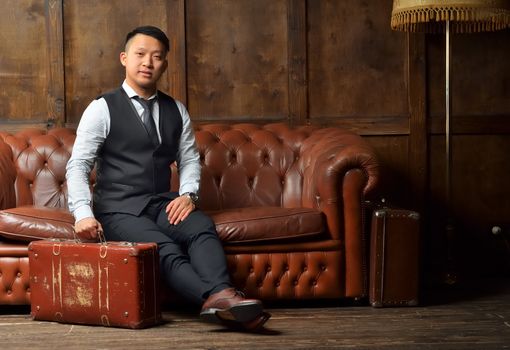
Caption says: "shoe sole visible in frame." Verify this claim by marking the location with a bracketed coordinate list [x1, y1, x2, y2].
[242, 311, 272, 332]
[200, 311, 271, 332]
[200, 301, 263, 324]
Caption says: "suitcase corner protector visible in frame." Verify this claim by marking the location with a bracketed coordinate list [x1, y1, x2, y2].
[370, 300, 383, 308]
[374, 210, 386, 218]
[409, 212, 420, 220]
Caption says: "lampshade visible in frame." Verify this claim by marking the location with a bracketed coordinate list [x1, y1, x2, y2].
[391, 0, 510, 33]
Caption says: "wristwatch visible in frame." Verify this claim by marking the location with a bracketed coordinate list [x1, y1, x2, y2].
[183, 192, 199, 206]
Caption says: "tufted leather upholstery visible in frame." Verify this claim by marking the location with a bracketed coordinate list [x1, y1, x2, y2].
[0, 243, 30, 304]
[0, 123, 379, 305]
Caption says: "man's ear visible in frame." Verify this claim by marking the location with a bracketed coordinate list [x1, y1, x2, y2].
[120, 52, 127, 67]
[162, 59, 168, 73]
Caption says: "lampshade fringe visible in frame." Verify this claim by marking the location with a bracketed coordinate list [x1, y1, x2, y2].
[391, 5, 510, 33]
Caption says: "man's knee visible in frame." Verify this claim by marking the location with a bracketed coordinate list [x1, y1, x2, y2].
[181, 211, 219, 243]
[183, 210, 216, 232]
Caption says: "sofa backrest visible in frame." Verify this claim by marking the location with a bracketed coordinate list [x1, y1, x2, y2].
[0, 128, 78, 209]
[180, 123, 319, 211]
[0, 123, 376, 212]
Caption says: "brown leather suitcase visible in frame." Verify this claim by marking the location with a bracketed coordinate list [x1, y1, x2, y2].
[28, 240, 162, 328]
[369, 208, 420, 307]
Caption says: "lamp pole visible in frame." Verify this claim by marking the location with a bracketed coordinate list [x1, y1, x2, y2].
[444, 19, 457, 285]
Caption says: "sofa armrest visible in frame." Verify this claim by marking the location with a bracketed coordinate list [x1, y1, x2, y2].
[301, 129, 380, 240]
[0, 138, 16, 210]
[300, 129, 380, 297]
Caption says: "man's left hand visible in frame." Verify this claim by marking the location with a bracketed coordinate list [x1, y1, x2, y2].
[165, 195, 195, 225]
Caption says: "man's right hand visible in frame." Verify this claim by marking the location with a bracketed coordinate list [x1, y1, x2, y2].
[74, 217, 103, 241]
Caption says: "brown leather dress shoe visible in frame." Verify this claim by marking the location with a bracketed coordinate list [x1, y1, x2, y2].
[216, 312, 272, 332]
[200, 288, 264, 324]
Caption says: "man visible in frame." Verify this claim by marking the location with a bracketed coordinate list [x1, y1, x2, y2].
[66, 25, 270, 331]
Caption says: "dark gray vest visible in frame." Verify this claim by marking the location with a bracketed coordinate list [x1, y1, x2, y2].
[93, 87, 183, 215]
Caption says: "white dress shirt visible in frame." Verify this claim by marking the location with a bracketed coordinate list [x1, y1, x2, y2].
[66, 81, 201, 222]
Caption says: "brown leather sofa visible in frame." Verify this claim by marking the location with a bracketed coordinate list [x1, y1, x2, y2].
[0, 123, 379, 306]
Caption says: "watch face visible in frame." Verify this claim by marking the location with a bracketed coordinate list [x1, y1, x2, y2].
[188, 192, 199, 204]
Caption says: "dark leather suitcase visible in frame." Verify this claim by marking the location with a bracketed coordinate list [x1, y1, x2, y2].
[369, 208, 420, 307]
[28, 240, 162, 328]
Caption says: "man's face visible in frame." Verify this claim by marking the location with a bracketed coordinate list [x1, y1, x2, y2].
[120, 33, 168, 96]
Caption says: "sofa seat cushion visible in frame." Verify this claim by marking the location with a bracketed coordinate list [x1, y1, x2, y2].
[0, 206, 75, 242]
[208, 207, 326, 244]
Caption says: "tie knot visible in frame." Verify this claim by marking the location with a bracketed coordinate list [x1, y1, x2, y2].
[133, 96, 156, 110]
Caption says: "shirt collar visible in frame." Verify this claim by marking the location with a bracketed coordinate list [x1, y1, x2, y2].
[122, 80, 157, 100]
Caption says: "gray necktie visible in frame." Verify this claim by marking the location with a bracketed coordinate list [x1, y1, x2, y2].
[133, 96, 159, 147]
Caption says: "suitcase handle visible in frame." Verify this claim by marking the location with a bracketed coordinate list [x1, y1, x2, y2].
[97, 229, 106, 244]
[71, 228, 107, 244]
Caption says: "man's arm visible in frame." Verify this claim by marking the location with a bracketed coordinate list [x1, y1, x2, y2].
[66, 98, 109, 239]
[175, 100, 201, 195]
[165, 100, 201, 224]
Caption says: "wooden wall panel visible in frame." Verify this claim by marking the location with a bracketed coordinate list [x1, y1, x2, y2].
[63, 0, 169, 125]
[307, 0, 408, 120]
[186, 0, 289, 121]
[365, 136, 410, 206]
[427, 30, 510, 132]
[288, 0, 308, 125]
[407, 34, 427, 214]
[0, 0, 62, 129]
[428, 134, 510, 279]
[165, 0, 187, 104]
[46, 0, 65, 127]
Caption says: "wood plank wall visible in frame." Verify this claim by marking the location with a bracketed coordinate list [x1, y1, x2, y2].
[1, 0, 509, 285]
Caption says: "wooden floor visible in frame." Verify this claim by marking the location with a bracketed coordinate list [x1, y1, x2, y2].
[1, 279, 509, 350]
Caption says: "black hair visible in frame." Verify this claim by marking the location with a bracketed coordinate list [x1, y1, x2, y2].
[125, 26, 170, 52]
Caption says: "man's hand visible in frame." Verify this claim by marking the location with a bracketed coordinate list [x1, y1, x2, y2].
[165, 195, 196, 225]
[74, 217, 103, 241]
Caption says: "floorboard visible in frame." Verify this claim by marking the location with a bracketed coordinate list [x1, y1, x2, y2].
[1, 279, 509, 349]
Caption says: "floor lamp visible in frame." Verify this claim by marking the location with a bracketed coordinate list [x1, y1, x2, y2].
[390, 0, 510, 284]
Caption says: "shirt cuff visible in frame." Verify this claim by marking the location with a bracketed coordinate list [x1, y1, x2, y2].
[73, 205, 95, 223]
[179, 186, 199, 196]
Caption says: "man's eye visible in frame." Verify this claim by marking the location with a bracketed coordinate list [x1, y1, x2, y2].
[136, 52, 143, 56]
